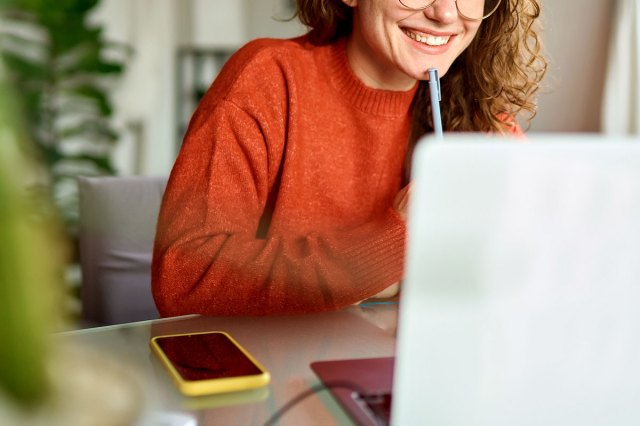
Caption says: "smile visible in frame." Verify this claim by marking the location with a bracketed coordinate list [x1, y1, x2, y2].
[403, 29, 451, 47]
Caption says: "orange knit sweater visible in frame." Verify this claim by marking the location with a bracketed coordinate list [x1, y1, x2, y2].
[152, 36, 420, 316]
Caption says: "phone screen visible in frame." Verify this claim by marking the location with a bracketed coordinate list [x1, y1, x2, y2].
[154, 332, 263, 381]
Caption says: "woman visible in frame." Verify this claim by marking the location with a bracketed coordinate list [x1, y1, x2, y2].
[152, 0, 546, 316]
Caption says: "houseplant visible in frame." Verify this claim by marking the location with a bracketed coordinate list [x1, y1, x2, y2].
[0, 0, 128, 233]
[1, 47, 144, 426]
[0, 39, 63, 411]
[0, 0, 64, 401]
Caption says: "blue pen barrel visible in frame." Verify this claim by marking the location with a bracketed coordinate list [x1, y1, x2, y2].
[427, 68, 443, 140]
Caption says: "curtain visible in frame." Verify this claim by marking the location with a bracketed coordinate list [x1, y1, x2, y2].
[601, 0, 640, 135]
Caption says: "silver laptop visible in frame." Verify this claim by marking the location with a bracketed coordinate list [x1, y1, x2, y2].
[313, 133, 640, 425]
[392, 133, 640, 425]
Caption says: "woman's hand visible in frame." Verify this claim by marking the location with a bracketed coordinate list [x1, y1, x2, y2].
[371, 281, 400, 299]
[393, 184, 411, 221]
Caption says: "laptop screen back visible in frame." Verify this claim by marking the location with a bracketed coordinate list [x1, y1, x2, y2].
[392, 134, 640, 426]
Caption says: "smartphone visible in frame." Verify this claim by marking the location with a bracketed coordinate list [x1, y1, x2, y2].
[150, 331, 270, 396]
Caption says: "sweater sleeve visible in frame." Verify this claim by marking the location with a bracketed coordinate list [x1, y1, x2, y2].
[151, 98, 405, 317]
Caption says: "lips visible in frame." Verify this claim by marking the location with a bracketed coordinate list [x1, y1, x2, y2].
[403, 29, 452, 46]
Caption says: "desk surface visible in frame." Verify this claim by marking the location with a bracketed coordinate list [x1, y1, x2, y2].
[59, 303, 398, 425]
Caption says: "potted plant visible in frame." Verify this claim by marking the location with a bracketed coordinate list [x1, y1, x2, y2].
[0, 0, 129, 233]
[1, 52, 144, 426]
[0, 56, 57, 415]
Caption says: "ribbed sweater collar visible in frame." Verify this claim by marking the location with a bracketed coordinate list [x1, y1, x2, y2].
[322, 37, 418, 117]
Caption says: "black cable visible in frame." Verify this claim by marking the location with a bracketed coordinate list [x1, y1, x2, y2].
[262, 380, 366, 426]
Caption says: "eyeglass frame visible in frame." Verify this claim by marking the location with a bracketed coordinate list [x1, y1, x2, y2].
[398, 0, 503, 22]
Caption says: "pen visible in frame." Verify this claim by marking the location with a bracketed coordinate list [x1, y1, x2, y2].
[427, 68, 443, 140]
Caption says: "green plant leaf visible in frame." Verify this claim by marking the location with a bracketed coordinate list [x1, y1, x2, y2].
[58, 119, 119, 142]
[0, 61, 62, 409]
[56, 153, 116, 174]
[0, 51, 48, 79]
[1, 0, 129, 233]
[61, 84, 113, 116]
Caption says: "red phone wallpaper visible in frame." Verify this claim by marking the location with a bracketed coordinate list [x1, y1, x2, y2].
[157, 333, 262, 381]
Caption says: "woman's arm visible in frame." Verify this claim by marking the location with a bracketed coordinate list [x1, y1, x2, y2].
[151, 100, 405, 316]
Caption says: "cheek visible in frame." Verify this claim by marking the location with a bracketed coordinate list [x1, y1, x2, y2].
[465, 23, 482, 43]
[458, 24, 482, 52]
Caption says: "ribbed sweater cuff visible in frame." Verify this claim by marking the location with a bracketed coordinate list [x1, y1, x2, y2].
[341, 209, 406, 293]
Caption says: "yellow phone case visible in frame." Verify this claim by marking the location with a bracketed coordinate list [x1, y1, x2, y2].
[150, 331, 270, 396]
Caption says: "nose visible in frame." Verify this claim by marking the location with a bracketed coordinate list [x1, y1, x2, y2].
[423, 0, 458, 25]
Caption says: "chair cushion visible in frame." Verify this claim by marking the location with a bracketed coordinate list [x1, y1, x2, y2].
[78, 176, 167, 325]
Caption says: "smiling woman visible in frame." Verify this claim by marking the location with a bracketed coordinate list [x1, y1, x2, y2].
[151, 0, 546, 316]
[344, 0, 486, 90]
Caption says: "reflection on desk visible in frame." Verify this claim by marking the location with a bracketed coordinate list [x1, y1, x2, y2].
[58, 304, 398, 426]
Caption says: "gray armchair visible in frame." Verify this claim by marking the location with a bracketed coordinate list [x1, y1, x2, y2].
[77, 176, 167, 326]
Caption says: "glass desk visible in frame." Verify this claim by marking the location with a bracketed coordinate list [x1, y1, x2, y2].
[58, 303, 398, 425]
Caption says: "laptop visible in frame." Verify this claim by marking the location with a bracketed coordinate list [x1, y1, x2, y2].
[312, 133, 640, 426]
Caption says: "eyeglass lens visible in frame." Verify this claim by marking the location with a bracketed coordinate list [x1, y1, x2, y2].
[398, 0, 502, 21]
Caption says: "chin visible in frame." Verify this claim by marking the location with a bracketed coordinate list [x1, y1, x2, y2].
[412, 65, 451, 81]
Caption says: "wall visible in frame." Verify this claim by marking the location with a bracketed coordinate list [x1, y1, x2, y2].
[93, 0, 305, 177]
[190, 0, 247, 48]
[92, 0, 187, 176]
[245, 0, 306, 40]
[530, 0, 614, 133]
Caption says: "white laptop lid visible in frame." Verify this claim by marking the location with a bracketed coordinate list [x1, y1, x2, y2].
[392, 134, 640, 426]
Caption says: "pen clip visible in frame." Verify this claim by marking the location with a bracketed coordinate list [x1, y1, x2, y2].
[427, 68, 441, 102]
[427, 68, 444, 140]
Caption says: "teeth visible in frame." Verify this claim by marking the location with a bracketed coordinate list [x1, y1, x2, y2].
[404, 30, 450, 46]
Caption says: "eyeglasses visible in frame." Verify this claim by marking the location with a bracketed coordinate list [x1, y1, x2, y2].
[398, 0, 502, 21]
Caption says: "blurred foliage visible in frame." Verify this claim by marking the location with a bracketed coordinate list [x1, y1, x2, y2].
[0, 0, 102, 408]
[0, 0, 129, 233]
[0, 45, 66, 408]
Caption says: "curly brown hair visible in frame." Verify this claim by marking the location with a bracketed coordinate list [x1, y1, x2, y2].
[295, 0, 547, 176]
